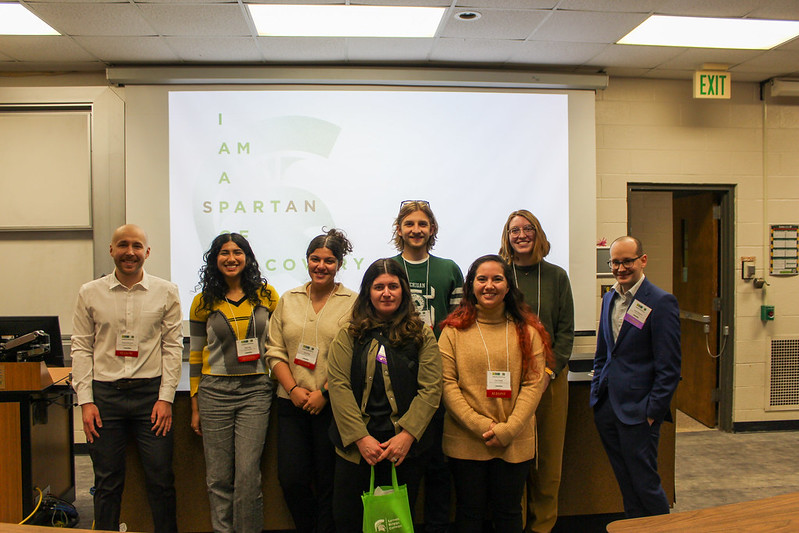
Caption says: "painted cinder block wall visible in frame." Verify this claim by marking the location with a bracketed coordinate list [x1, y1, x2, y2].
[595, 77, 799, 424]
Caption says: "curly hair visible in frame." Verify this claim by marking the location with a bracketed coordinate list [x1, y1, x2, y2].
[391, 201, 439, 252]
[498, 209, 551, 265]
[196, 233, 271, 313]
[441, 254, 554, 377]
[348, 258, 426, 347]
[305, 227, 353, 263]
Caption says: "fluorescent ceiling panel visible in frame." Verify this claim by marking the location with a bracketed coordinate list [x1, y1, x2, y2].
[0, 3, 58, 35]
[249, 4, 445, 38]
[618, 15, 799, 50]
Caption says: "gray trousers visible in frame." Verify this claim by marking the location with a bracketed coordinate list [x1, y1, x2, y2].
[198, 374, 274, 533]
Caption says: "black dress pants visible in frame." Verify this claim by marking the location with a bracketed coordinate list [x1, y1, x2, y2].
[89, 379, 177, 533]
[276, 397, 336, 533]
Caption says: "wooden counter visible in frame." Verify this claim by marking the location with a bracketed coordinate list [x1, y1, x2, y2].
[607, 491, 799, 532]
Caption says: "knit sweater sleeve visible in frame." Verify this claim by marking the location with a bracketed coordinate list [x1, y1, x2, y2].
[491, 328, 547, 446]
[439, 326, 495, 438]
[552, 266, 575, 375]
[188, 293, 209, 397]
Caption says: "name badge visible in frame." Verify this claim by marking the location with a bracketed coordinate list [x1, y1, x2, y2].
[419, 309, 433, 327]
[294, 343, 319, 370]
[115, 333, 139, 358]
[375, 344, 388, 365]
[486, 371, 511, 398]
[624, 300, 653, 329]
[236, 338, 260, 362]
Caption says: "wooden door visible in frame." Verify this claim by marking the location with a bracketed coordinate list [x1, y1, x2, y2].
[672, 192, 719, 427]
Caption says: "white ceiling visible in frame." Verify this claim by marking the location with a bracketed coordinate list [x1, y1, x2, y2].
[2, 0, 799, 82]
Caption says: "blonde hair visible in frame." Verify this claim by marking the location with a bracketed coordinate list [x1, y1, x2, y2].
[498, 209, 550, 264]
[392, 201, 438, 252]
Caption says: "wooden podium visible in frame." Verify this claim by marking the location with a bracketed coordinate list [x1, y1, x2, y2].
[0, 362, 75, 523]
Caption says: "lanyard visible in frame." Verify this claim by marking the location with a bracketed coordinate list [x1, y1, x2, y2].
[475, 318, 510, 372]
[225, 297, 256, 340]
[401, 257, 430, 310]
[299, 283, 335, 347]
[512, 263, 541, 316]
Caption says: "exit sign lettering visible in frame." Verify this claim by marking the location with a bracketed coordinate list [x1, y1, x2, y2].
[693, 71, 731, 99]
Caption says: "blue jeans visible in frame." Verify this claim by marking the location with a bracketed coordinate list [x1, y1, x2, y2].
[198, 374, 274, 533]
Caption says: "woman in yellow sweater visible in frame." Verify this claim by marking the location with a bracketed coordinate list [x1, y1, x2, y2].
[189, 233, 279, 533]
[439, 254, 552, 533]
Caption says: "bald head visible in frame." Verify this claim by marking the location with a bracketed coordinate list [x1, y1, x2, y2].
[110, 224, 150, 287]
[111, 224, 148, 247]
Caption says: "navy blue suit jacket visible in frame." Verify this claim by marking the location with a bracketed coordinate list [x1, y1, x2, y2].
[590, 277, 681, 425]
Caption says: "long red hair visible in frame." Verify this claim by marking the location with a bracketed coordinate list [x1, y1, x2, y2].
[441, 255, 554, 378]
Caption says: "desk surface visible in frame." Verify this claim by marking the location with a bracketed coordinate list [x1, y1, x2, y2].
[607, 491, 799, 532]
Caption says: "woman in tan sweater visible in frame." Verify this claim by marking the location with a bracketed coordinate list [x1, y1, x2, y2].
[439, 254, 553, 533]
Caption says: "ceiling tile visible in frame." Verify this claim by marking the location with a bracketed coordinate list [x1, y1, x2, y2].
[138, 4, 252, 36]
[440, 9, 550, 40]
[346, 38, 434, 61]
[165, 36, 263, 61]
[256, 37, 348, 61]
[747, 0, 799, 21]
[72, 36, 180, 62]
[26, 3, 157, 36]
[430, 37, 521, 62]
[508, 40, 608, 65]
[658, 0, 767, 17]
[531, 10, 648, 43]
[456, 1, 558, 8]
[658, 48, 764, 71]
[587, 43, 686, 68]
[730, 49, 799, 74]
[0, 35, 98, 61]
[558, 0, 667, 13]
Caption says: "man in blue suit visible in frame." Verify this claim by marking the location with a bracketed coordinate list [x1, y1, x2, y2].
[590, 236, 681, 518]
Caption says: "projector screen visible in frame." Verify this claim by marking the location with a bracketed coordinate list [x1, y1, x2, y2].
[126, 84, 596, 331]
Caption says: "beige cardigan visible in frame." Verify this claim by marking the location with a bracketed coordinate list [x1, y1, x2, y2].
[438, 306, 546, 463]
[266, 282, 356, 398]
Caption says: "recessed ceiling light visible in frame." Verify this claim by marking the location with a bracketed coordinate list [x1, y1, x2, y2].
[456, 12, 481, 22]
[618, 15, 799, 50]
[249, 4, 445, 38]
[0, 2, 58, 35]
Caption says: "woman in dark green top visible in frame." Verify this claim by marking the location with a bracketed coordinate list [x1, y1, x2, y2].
[499, 209, 575, 533]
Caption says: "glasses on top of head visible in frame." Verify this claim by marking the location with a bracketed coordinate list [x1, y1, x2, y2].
[508, 225, 536, 237]
[607, 255, 642, 270]
[400, 200, 430, 209]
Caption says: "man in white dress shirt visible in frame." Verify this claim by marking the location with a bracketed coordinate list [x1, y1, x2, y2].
[71, 224, 183, 532]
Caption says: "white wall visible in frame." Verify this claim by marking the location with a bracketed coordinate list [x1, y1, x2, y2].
[596, 77, 799, 424]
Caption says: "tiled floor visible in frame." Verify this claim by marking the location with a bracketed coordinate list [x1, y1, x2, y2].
[71, 412, 799, 531]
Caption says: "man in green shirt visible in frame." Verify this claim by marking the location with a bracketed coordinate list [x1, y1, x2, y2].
[391, 200, 463, 532]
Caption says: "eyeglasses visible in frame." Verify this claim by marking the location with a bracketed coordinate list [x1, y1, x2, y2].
[508, 225, 536, 237]
[400, 200, 430, 209]
[607, 255, 643, 269]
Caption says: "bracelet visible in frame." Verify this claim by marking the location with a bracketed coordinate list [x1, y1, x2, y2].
[289, 384, 299, 395]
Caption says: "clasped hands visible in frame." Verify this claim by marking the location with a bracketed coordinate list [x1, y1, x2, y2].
[356, 430, 415, 466]
[289, 385, 327, 415]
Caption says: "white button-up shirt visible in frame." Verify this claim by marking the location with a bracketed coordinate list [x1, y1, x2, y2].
[611, 274, 645, 343]
[70, 270, 183, 405]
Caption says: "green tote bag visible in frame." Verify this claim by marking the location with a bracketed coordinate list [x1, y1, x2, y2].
[361, 463, 414, 533]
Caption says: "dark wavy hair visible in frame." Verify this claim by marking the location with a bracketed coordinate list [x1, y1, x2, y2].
[441, 254, 553, 377]
[305, 227, 353, 263]
[349, 258, 426, 346]
[196, 233, 271, 312]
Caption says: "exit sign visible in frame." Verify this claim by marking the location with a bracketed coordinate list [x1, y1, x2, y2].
[694, 71, 731, 99]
